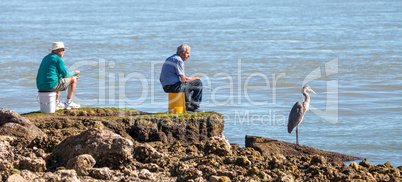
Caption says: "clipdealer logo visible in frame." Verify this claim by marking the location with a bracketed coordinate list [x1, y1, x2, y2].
[303, 58, 339, 124]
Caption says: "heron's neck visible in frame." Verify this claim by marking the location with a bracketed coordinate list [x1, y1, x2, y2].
[303, 90, 310, 105]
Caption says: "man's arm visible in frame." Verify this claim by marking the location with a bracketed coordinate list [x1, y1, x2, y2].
[57, 58, 75, 78]
[179, 75, 201, 82]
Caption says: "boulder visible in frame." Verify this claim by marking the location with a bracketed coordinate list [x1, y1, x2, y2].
[350, 162, 360, 170]
[204, 134, 231, 156]
[219, 176, 231, 182]
[18, 156, 46, 172]
[5, 174, 25, 182]
[0, 139, 14, 170]
[143, 163, 159, 172]
[88, 167, 113, 180]
[52, 128, 133, 168]
[236, 156, 251, 168]
[359, 158, 374, 169]
[0, 109, 46, 142]
[19, 170, 37, 181]
[209, 175, 220, 182]
[55, 169, 78, 180]
[245, 135, 359, 162]
[198, 165, 217, 179]
[66, 154, 96, 176]
[139, 169, 154, 180]
[133, 143, 164, 163]
[40, 172, 61, 181]
[177, 167, 203, 182]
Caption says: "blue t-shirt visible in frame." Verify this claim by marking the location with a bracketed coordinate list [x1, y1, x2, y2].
[160, 54, 185, 86]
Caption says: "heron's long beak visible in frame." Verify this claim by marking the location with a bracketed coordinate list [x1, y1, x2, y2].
[310, 89, 316, 94]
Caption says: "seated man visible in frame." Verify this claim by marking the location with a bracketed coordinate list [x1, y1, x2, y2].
[36, 42, 81, 109]
[160, 44, 204, 113]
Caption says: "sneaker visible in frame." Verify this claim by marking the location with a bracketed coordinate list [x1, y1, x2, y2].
[187, 108, 205, 113]
[65, 101, 81, 109]
[56, 101, 66, 110]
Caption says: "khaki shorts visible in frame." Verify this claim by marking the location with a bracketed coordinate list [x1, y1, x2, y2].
[47, 78, 71, 91]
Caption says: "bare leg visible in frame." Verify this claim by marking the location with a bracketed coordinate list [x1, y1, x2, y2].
[67, 76, 77, 100]
[56, 91, 60, 101]
[296, 126, 299, 145]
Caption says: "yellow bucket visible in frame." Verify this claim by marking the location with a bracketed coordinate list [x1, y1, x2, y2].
[168, 92, 186, 114]
[174, 107, 184, 114]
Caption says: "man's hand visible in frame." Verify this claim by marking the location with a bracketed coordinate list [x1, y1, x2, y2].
[75, 70, 80, 75]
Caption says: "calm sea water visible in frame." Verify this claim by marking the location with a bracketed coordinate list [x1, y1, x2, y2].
[0, 0, 401, 166]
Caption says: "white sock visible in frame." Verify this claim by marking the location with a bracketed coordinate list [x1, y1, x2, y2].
[67, 99, 72, 104]
[56, 100, 60, 104]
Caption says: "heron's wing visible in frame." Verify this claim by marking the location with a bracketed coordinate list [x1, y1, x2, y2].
[288, 102, 305, 133]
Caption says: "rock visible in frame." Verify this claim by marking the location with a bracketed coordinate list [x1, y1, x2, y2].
[245, 135, 359, 162]
[198, 164, 217, 179]
[230, 143, 240, 151]
[88, 167, 113, 180]
[134, 143, 164, 163]
[350, 162, 360, 170]
[19, 170, 37, 181]
[55, 169, 79, 181]
[5, 173, 25, 182]
[4, 107, 401, 182]
[268, 154, 287, 169]
[310, 155, 326, 165]
[0, 135, 16, 143]
[236, 156, 251, 168]
[29, 136, 60, 153]
[359, 158, 374, 169]
[41, 172, 61, 181]
[0, 109, 46, 142]
[18, 156, 46, 172]
[209, 175, 231, 182]
[219, 176, 231, 182]
[204, 134, 231, 156]
[0, 139, 14, 170]
[129, 112, 225, 145]
[384, 161, 393, 168]
[52, 128, 133, 168]
[217, 170, 237, 179]
[122, 166, 137, 175]
[193, 177, 205, 182]
[177, 167, 203, 182]
[66, 154, 96, 176]
[209, 175, 220, 182]
[169, 141, 184, 153]
[143, 163, 159, 172]
[139, 169, 154, 180]
[278, 171, 295, 182]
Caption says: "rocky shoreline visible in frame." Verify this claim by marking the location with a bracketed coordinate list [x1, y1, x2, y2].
[0, 108, 400, 181]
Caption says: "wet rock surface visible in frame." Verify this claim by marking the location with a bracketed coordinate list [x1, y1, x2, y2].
[0, 108, 399, 181]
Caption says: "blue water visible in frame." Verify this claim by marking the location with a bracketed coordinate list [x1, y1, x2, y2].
[0, 0, 401, 166]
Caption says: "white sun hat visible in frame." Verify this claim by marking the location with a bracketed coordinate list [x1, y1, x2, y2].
[50, 42, 68, 51]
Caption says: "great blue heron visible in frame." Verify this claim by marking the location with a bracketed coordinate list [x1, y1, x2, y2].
[288, 85, 316, 145]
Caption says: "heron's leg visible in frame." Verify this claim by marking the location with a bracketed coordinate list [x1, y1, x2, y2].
[296, 126, 299, 145]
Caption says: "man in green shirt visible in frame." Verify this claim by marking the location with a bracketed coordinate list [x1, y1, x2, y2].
[36, 42, 81, 109]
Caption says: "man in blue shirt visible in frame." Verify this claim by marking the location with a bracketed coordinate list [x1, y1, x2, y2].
[160, 44, 204, 113]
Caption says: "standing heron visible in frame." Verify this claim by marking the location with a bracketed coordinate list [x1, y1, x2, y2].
[288, 85, 316, 145]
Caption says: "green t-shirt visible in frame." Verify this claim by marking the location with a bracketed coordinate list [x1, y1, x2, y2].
[36, 53, 75, 91]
